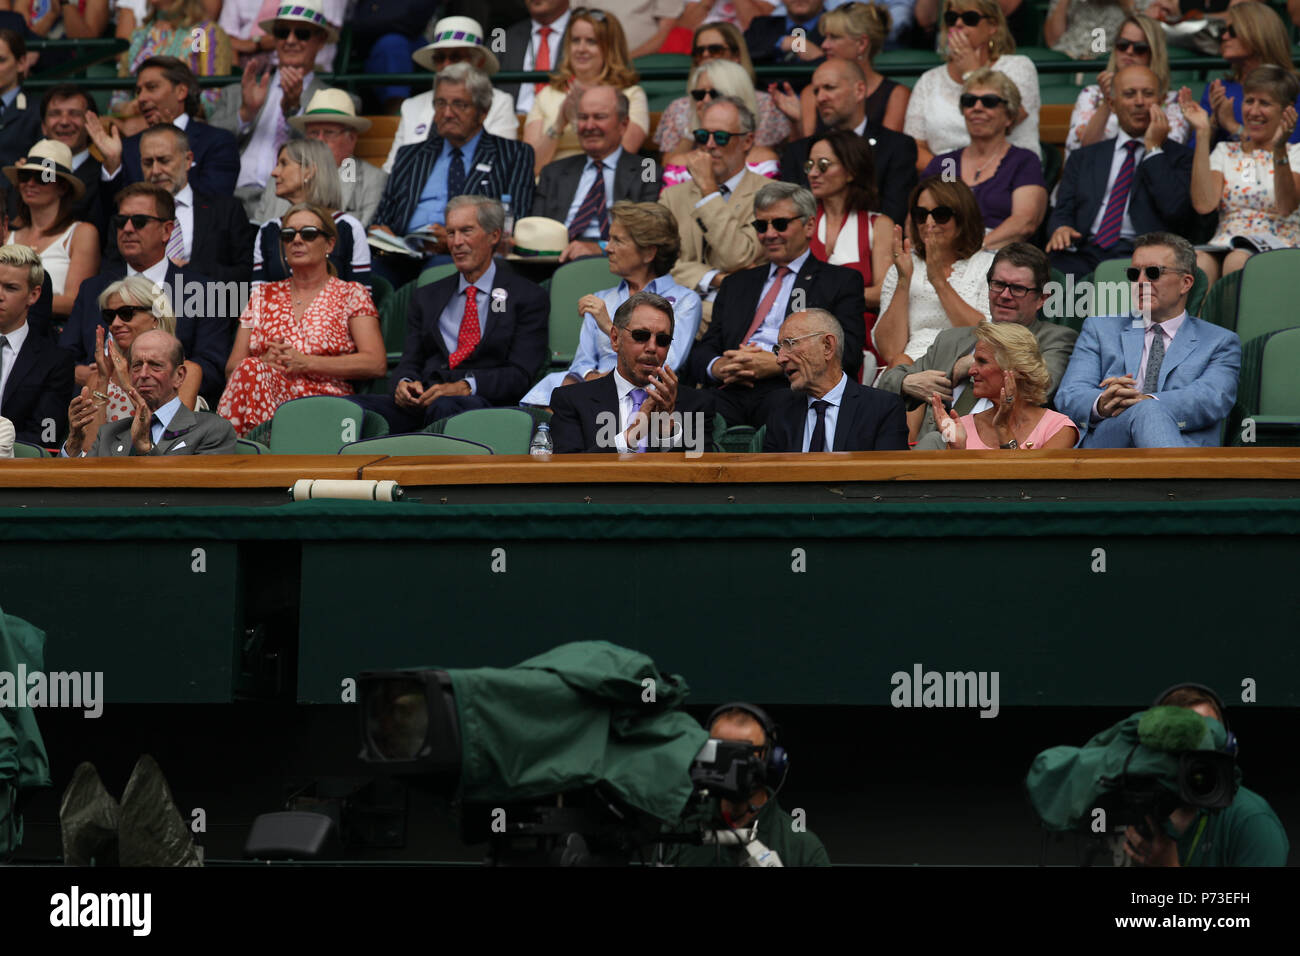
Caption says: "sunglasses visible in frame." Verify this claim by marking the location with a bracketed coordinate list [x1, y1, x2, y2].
[944, 10, 986, 27]
[803, 157, 838, 173]
[15, 169, 54, 184]
[692, 42, 732, 58]
[988, 279, 1038, 299]
[1114, 38, 1151, 55]
[689, 88, 717, 102]
[911, 204, 956, 225]
[693, 128, 736, 146]
[273, 26, 318, 41]
[1126, 265, 1187, 281]
[959, 93, 1007, 109]
[112, 213, 167, 230]
[101, 305, 152, 324]
[1222, 25, 1236, 39]
[281, 226, 327, 243]
[752, 217, 801, 232]
[627, 328, 672, 347]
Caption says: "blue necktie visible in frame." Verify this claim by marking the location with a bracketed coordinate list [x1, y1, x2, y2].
[447, 147, 466, 200]
[809, 400, 830, 452]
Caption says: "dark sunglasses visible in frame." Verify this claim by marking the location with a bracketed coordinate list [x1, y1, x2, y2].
[988, 279, 1038, 299]
[689, 88, 717, 101]
[15, 169, 52, 184]
[959, 93, 1007, 110]
[944, 10, 986, 27]
[911, 204, 956, 225]
[627, 328, 672, 347]
[281, 226, 327, 243]
[1114, 38, 1151, 55]
[1222, 25, 1236, 40]
[273, 26, 318, 41]
[693, 128, 735, 146]
[1126, 265, 1187, 281]
[803, 157, 838, 173]
[752, 217, 801, 233]
[101, 305, 151, 324]
[112, 213, 167, 231]
[692, 43, 733, 58]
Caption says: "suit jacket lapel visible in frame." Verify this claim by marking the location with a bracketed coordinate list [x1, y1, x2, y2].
[1, 332, 38, 407]
[1159, 318, 1197, 390]
[190, 199, 211, 263]
[470, 135, 499, 193]
[1089, 141, 1117, 224]
[1121, 319, 1145, 379]
[613, 152, 637, 199]
[588, 373, 618, 435]
[788, 258, 820, 318]
[154, 405, 197, 455]
[427, 278, 459, 363]
[831, 381, 857, 451]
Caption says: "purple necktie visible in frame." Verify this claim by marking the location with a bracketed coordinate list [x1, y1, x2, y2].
[1095, 141, 1140, 249]
[629, 386, 647, 452]
[569, 162, 609, 241]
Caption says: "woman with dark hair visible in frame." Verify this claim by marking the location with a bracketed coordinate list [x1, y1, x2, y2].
[873, 175, 992, 369]
[0, 29, 41, 170]
[2, 139, 99, 317]
[219, 202, 385, 436]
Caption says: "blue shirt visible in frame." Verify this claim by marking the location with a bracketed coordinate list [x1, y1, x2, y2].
[567, 274, 703, 379]
[0, 87, 19, 111]
[802, 372, 847, 453]
[563, 147, 623, 240]
[438, 261, 497, 395]
[1197, 79, 1300, 149]
[409, 129, 485, 232]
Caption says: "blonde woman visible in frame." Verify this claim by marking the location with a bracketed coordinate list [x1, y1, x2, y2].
[903, 0, 1041, 169]
[656, 54, 791, 165]
[1199, 1, 1300, 149]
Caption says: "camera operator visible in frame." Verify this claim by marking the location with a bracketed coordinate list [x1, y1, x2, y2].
[1124, 683, 1289, 867]
[665, 703, 830, 867]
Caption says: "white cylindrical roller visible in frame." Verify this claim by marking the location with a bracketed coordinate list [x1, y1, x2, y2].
[289, 479, 403, 501]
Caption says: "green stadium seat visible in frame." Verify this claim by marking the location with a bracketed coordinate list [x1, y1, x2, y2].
[381, 279, 414, 366]
[338, 433, 493, 455]
[1234, 249, 1300, 345]
[235, 438, 269, 454]
[548, 256, 613, 366]
[437, 407, 535, 454]
[418, 263, 459, 287]
[267, 396, 387, 454]
[1253, 327, 1300, 443]
[1200, 268, 1241, 331]
[368, 274, 393, 313]
[748, 425, 767, 453]
[11, 441, 48, 458]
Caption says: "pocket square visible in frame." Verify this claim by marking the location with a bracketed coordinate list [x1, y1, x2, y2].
[172, 441, 187, 450]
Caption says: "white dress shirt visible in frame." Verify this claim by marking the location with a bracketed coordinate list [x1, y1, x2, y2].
[0, 320, 30, 415]
[611, 368, 683, 453]
[516, 11, 572, 116]
[802, 372, 848, 452]
[128, 256, 170, 286]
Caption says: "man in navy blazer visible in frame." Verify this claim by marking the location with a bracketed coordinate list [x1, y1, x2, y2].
[1046, 66, 1193, 278]
[354, 195, 549, 431]
[0, 245, 73, 447]
[1056, 233, 1241, 447]
[764, 309, 908, 452]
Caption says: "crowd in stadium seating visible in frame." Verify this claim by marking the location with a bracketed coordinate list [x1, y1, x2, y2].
[0, 0, 1296, 457]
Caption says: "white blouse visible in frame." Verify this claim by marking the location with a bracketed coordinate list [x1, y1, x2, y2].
[876, 249, 995, 360]
[904, 55, 1042, 159]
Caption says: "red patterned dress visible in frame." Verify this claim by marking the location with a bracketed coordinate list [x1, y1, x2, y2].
[218, 276, 377, 436]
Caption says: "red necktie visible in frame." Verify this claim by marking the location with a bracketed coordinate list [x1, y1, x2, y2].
[1095, 141, 1140, 250]
[449, 286, 480, 368]
[741, 266, 791, 345]
[534, 27, 552, 95]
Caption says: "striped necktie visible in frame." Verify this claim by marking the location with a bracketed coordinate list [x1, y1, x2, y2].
[568, 162, 609, 241]
[1095, 141, 1140, 249]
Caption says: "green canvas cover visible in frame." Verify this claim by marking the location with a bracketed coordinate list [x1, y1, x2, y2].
[1025, 708, 1229, 832]
[0, 609, 52, 857]
[446, 641, 707, 824]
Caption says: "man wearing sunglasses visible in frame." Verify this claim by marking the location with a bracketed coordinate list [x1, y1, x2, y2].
[1047, 65, 1194, 279]
[778, 58, 917, 225]
[550, 290, 713, 454]
[879, 242, 1078, 448]
[533, 87, 660, 262]
[1056, 232, 1240, 448]
[688, 182, 867, 427]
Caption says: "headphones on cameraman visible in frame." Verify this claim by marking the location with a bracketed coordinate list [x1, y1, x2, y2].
[1151, 682, 1238, 756]
[706, 701, 789, 787]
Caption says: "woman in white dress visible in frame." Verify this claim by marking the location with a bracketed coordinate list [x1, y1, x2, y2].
[903, 0, 1041, 170]
[1, 139, 100, 318]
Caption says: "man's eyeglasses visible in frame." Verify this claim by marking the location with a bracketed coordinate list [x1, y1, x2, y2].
[689, 88, 717, 102]
[959, 93, 1007, 110]
[911, 204, 956, 225]
[803, 157, 839, 173]
[281, 226, 327, 243]
[273, 26, 319, 42]
[771, 331, 827, 354]
[1114, 38, 1151, 55]
[627, 328, 672, 347]
[693, 128, 737, 146]
[752, 217, 801, 233]
[988, 279, 1039, 298]
[692, 43, 733, 59]
[101, 305, 152, 324]
[434, 98, 475, 112]
[112, 213, 167, 231]
[944, 10, 987, 27]
[1127, 265, 1188, 281]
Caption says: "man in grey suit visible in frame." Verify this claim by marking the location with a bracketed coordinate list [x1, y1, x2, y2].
[879, 243, 1078, 449]
[532, 87, 659, 263]
[63, 331, 237, 457]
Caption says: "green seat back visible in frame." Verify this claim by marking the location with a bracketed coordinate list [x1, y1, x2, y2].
[439, 407, 535, 455]
[1259, 328, 1300, 416]
[632, 53, 692, 72]
[548, 256, 614, 365]
[1236, 249, 1300, 344]
[381, 280, 415, 359]
[270, 396, 369, 454]
[11, 441, 48, 458]
[338, 433, 493, 455]
[368, 274, 393, 313]
[235, 438, 269, 455]
[1201, 267, 1241, 332]
[418, 263, 459, 287]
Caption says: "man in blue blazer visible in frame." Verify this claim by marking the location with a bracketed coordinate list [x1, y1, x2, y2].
[354, 195, 549, 431]
[370, 63, 535, 287]
[1056, 233, 1241, 448]
[764, 308, 908, 452]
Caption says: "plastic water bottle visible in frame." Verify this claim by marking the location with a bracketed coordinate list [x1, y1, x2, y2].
[529, 423, 553, 457]
[501, 194, 515, 240]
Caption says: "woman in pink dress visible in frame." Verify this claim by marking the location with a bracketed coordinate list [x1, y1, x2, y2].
[929, 322, 1078, 450]
[218, 203, 386, 436]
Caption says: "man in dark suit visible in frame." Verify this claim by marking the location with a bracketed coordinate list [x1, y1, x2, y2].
[63, 330, 236, 457]
[745, 0, 826, 74]
[103, 125, 255, 285]
[370, 62, 536, 287]
[687, 181, 867, 427]
[355, 195, 549, 430]
[498, 0, 571, 114]
[86, 57, 241, 204]
[778, 58, 916, 226]
[29, 84, 108, 237]
[764, 308, 907, 452]
[0, 244, 72, 447]
[1046, 66, 1194, 278]
[551, 290, 714, 454]
[533, 86, 659, 262]
[0, 29, 40, 174]
[60, 184, 233, 410]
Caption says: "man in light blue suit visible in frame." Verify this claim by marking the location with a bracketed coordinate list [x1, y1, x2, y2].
[1056, 232, 1241, 448]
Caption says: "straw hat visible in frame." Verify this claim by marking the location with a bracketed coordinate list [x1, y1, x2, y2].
[3, 139, 85, 200]
[288, 88, 371, 134]
[413, 16, 500, 75]
[512, 217, 569, 257]
[259, 1, 339, 44]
